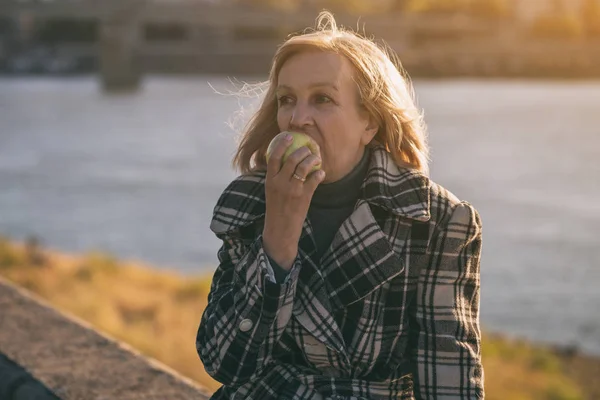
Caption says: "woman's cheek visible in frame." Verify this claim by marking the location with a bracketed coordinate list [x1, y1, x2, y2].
[276, 113, 285, 130]
[320, 150, 332, 174]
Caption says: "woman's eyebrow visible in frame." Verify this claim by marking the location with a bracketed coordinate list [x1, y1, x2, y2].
[276, 83, 339, 92]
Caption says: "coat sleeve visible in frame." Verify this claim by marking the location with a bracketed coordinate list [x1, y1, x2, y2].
[196, 231, 301, 386]
[411, 201, 484, 399]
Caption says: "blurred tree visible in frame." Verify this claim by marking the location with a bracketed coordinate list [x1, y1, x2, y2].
[404, 0, 428, 13]
[235, 0, 300, 12]
[530, 1, 584, 40]
[581, 0, 600, 37]
[317, 0, 395, 14]
[404, 0, 469, 14]
[550, 0, 568, 14]
[468, 0, 510, 19]
[391, 0, 411, 12]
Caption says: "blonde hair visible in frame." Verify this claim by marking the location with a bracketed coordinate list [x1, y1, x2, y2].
[232, 11, 430, 175]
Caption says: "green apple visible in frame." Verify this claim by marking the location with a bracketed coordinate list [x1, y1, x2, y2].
[266, 131, 322, 172]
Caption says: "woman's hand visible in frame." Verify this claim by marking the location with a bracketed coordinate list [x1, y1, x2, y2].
[262, 133, 325, 270]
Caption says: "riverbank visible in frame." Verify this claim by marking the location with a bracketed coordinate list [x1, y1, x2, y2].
[0, 236, 596, 399]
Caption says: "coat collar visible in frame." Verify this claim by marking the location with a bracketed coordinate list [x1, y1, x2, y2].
[210, 142, 430, 235]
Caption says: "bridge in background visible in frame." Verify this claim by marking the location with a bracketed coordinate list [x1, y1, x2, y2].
[0, 0, 597, 90]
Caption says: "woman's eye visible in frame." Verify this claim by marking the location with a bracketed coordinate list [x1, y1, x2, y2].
[277, 96, 293, 106]
[315, 94, 333, 104]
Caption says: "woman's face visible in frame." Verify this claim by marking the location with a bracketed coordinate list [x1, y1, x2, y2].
[276, 51, 378, 183]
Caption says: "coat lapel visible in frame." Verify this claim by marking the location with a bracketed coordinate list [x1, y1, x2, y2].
[360, 143, 431, 223]
[318, 200, 407, 312]
[291, 218, 348, 356]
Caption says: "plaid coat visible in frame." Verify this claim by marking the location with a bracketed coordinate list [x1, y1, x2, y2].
[197, 143, 484, 399]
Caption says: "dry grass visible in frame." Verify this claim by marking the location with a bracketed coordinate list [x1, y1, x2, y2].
[0, 236, 588, 399]
[0, 236, 219, 392]
[482, 334, 584, 400]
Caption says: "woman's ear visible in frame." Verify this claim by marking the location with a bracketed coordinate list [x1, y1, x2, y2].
[361, 114, 379, 145]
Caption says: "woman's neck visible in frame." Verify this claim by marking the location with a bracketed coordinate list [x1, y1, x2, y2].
[311, 147, 370, 208]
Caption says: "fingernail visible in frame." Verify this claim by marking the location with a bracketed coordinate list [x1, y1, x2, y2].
[285, 134, 293, 141]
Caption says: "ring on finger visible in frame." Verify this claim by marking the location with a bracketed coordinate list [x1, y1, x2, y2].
[292, 173, 306, 182]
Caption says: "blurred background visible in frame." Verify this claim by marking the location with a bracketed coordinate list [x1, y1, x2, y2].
[1, 0, 599, 398]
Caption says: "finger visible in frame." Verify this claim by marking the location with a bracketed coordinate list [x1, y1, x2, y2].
[266, 133, 293, 176]
[279, 146, 313, 178]
[305, 169, 326, 192]
[292, 154, 322, 182]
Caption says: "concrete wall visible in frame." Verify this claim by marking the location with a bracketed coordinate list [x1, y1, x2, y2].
[0, 276, 212, 400]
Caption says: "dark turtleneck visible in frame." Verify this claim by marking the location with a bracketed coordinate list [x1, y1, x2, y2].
[268, 147, 372, 282]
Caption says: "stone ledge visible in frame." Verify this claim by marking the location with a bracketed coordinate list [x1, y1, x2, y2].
[0, 276, 211, 400]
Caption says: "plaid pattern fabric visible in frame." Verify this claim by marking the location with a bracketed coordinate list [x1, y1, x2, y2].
[197, 143, 484, 399]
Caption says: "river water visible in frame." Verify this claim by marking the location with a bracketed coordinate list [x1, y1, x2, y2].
[1, 76, 599, 355]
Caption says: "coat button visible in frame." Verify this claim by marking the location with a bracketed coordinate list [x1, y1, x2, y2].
[239, 319, 254, 332]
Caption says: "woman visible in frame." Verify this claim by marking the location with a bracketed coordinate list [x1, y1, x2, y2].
[197, 11, 484, 400]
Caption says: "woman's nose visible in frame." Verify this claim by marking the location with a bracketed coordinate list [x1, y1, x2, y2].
[289, 102, 313, 128]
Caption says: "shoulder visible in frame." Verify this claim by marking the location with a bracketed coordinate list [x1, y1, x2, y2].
[427, 179, 482, 235]
[209, 170, 267, 236]
[366, 144, 479, 227]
